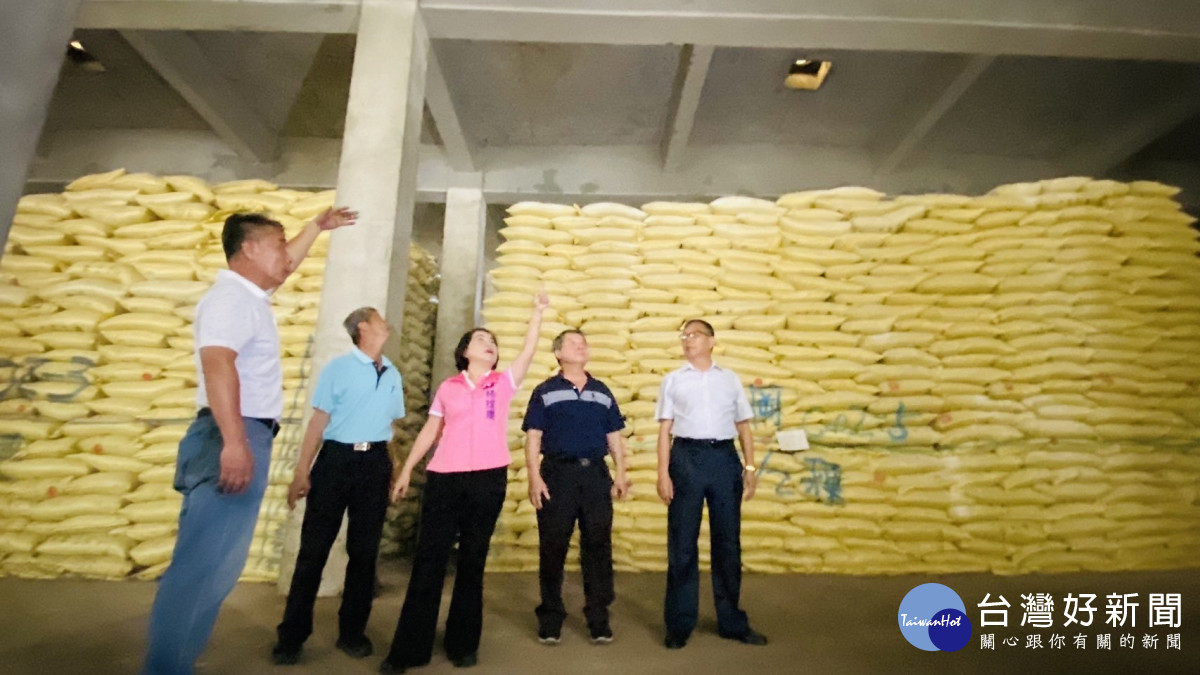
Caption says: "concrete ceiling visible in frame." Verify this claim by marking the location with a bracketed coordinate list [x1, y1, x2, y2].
[27, 0, 1200, 206]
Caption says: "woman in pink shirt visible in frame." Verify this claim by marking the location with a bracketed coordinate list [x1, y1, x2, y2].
[380, 293, 548, 673]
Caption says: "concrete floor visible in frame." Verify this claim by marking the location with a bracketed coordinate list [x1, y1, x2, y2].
[0, 565, 1197, 674]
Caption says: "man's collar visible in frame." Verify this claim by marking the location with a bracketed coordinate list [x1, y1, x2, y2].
[217, 269, 270, 301]
[352, 347, 391, 368]
[682, 360, 720, 373]
[554, 369, 592, 386]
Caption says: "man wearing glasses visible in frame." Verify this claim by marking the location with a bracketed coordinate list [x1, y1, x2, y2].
[655, 319, 767, 650]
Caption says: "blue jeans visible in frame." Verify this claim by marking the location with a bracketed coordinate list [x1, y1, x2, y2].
[142, 414, 274, 675]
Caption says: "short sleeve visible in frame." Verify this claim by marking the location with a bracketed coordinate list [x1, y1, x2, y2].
[311, 362, 337, 413]
[429, 381, 447, 417]
[521, 386, 545, 432]
[393, 373, 406, 419]
[607, 391, 626, 433]
[195, 290, 255, 353]
[733, 374, 753, 423]
[654, 374, 674, 421]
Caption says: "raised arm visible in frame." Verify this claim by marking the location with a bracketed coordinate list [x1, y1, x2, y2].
[285, 207, 357, 269]
[507, 292, 549, 388]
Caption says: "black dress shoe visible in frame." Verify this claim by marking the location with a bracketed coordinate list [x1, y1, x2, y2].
[336, 635, 374, 658]
[664, 634, 688, 649]
[378, 659, 406, 674]
[719, 629, 768, 646]
[451, 652, 478, 668]
[271, 642, 301, 665]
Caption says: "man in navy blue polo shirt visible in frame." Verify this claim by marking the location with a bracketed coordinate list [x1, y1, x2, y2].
[272, 306, 404, 665]
[523, 329, 629, 646]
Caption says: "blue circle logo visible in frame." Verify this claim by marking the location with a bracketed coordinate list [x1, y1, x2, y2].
[898, 583, 972, 652]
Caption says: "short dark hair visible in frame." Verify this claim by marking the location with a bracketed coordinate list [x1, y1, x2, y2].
[682, 318, 715, 337]
[343, 307, 376, 346]
[454, 328, 499, 372]
[552, 328, 586, 365]
[222, 212, 283, 261]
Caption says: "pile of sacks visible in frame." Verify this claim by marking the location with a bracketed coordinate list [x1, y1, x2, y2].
[380, 250, 439, 556]
[481, 178, 1200, 574]
[0, 170, 438, 580]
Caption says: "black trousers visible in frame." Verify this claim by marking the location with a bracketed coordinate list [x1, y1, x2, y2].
[385, 467, 507, 666]
[277, 441, 392, 648]
[535, 457, 614, 633]
[664, 438, 750, 639]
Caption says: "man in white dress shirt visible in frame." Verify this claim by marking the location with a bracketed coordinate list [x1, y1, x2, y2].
[144, 208, 355, 674]
[655, 319, 767, 650]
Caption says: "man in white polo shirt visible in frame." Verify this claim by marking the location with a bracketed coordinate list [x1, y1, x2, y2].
[272, 307, 404, 665]
[144, 208, 355, 675]
[655, 319, 767, 650]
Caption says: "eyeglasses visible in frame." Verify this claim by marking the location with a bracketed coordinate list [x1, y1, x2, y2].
[679, 331, 713, 341]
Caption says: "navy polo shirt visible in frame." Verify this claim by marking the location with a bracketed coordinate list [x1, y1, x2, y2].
[522, 372, 625, 460]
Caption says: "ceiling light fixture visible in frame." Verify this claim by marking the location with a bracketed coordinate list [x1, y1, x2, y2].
[784, 58, 831, 91]
[67, 38, 105, 72]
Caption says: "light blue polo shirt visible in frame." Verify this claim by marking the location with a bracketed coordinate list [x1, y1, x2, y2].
[312, 347, 405, 443]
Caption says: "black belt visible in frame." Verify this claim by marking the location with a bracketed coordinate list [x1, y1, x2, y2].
[197, 407, 281, 438]
[543, 454, 605, 467]
[325, 439, 388, 452]
[674, 437, 734, 446]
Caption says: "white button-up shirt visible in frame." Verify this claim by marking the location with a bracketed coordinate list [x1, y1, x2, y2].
[654, 362, 753, 440]
[194, 269, 284, 419]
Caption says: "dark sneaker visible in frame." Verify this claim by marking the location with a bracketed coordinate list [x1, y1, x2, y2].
[664, 633, 688, 649]
[451, 652, 477, 668]
[537, 626, 562, 645]
[718, 628, 768, 646]
[271, 642, 301, 665]
[589, 625, 614, 645]
[378, 659, 406, 674]
[336, 635, 374, 658]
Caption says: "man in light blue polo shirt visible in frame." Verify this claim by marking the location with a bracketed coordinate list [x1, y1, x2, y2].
[272, 307, 404, 665]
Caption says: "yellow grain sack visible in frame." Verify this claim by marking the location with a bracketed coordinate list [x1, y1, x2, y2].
[0, 458, 90, 480]
[27, 495, 123, 521]
[0, 532, 39, 554]
[130, 536, 177, 566]
[120, 499, 183, 523]
[128, 280, 209, 303]
[37, 533, 132, 559]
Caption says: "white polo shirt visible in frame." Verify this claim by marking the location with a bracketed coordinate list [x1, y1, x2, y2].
[654, 361, 753, 441]
[194, 269, 284, 419]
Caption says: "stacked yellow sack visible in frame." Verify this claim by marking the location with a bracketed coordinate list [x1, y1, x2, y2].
[481, 182, 1200, 574]
[0, 172, 438, 581]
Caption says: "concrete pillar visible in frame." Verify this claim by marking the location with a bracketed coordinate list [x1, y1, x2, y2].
[431, 184, 487, 386]
[0, 0, 81, 249]
[277, 0, 428, 596]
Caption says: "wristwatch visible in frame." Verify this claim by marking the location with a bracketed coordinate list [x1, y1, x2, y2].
[743, 464, 756, 473]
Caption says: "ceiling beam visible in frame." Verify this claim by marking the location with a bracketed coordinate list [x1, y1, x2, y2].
[121, 29, 280, 161]
[29, 129, 1064, 204]
[419, 0, 1200, 62]
[660, 44, 714, 171]
[872, 54, 994, 176]
[74, 0, 1200, 62]
[424, 45, 475, 172]
[1060, 82, 1200, 175]
[77, 0, 359, 33]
